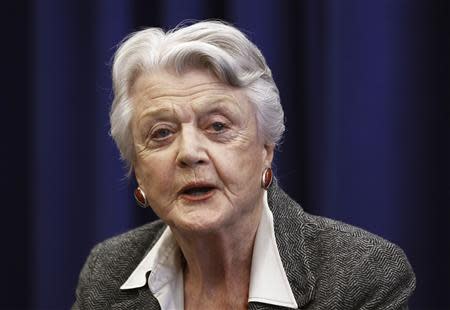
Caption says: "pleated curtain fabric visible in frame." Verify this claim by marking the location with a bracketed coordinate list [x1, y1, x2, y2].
[1, 0, 448, 308]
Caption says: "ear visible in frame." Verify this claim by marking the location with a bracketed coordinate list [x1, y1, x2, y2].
[263, 143, 275, 167]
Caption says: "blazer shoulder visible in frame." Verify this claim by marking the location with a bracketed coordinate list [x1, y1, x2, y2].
[268, 183, 415, 309]
[73, 220, 166, 309]
[303, 210, 394, 247]
[94, 219, 166, 254]
[270, 182, 412, 266]
[303, 210, 416, 309]
[86, 219, 167, 282]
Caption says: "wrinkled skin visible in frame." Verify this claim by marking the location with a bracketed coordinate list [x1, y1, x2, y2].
[131, 69, 274, 235]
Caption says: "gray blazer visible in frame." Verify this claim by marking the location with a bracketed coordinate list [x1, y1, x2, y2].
[73, 183, 415, 309]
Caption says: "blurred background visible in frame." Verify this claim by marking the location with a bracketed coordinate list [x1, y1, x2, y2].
[1, 0, 449, 309]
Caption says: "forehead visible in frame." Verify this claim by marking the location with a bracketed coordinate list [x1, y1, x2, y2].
[131, 69, 250, 113]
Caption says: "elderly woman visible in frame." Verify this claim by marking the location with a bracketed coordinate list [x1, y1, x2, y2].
[73, 21, 415, 309]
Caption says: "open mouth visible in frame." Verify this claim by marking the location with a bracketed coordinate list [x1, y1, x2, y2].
[179, 184, 216, 201]
[183, 186, 214, 195]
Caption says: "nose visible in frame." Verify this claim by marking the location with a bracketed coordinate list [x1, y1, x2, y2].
[175, 126, 209, 168]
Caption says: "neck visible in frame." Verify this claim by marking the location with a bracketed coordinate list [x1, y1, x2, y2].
[171, 202, 263, 308]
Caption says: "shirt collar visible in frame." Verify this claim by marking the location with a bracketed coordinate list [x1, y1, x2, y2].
[248, 192, 298, 308]
[120, 191, 298, 309]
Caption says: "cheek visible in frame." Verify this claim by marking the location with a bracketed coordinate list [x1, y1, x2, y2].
[136, 155, 176, 202]
[212, 143, 264, 190]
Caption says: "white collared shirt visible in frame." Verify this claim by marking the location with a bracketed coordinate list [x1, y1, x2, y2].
[121, 192, 298, 309]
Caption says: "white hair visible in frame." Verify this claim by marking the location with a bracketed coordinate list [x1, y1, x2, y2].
[110, 20, 285, 172]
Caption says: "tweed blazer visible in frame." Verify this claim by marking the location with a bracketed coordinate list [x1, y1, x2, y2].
[72, 183, 415, 309]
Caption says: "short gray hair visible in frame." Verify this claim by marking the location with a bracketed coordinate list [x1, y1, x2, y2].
[110, 20, 285, 171]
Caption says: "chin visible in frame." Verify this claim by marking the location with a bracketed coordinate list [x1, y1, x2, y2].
[165, 196, 231, 233]
[172, 210, 231, 235]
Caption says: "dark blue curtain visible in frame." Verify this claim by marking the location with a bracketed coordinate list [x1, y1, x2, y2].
[2, 0, 448, 309]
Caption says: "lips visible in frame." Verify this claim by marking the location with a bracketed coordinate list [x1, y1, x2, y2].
[178, 182, 217, 201]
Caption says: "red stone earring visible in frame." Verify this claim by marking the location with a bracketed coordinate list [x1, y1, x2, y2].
[261, 167, 273, 190]
[134, 187, 149, 208]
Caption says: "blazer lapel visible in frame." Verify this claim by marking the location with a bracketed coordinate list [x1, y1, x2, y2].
[111, 224, 167, 310]
[111, 286, 160, 310]
[268, 181, 316, 308]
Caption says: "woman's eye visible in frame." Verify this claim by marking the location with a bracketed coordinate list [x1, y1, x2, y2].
[210, 122, 226, 132]
[151, 128, 172, 139]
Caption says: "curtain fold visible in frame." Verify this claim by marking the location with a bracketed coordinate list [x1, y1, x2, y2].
[1, 0, 446, 308]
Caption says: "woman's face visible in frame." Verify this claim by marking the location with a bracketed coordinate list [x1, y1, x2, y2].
[131, 69, 274, 233]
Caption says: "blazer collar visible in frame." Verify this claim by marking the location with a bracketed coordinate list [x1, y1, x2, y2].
[267, 179, 316, 308]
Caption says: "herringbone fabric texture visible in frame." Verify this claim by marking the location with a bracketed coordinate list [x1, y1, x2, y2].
[72, 183, 415, 309]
